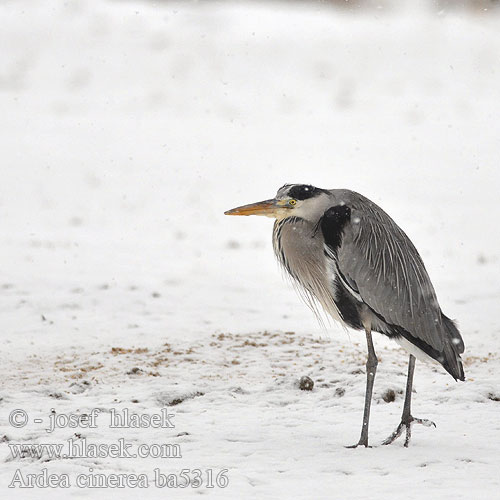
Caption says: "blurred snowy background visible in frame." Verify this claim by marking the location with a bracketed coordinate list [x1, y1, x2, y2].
[1, 0, 499, 498]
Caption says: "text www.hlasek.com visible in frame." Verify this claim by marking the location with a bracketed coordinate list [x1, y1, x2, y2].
[9, 438, 182, 460]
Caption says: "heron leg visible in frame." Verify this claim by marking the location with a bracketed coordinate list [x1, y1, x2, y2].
[382, 354, 436, 447]
[347, 325, 378, 448]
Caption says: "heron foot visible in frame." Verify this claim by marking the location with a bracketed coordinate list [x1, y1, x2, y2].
[345, 443, 372, 449]
[345, 435, 371, 449]
[382, 415, 436, 447]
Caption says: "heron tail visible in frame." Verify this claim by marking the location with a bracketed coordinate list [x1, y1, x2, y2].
[441, 314, 465, 381]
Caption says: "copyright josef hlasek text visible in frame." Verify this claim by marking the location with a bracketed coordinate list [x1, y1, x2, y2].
[6, 407, 229, 489]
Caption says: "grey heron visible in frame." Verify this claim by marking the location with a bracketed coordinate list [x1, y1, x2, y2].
[225, 184, 465, 447]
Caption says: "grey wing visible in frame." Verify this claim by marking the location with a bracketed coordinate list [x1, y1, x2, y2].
[337, 197, 444, 352]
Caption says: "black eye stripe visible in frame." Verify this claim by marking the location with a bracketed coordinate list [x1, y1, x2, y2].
[287, 185, 323, 200]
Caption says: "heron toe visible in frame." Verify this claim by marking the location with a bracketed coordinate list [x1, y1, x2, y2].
[382, 415, 436, 447]
[345, 442, 372, 449]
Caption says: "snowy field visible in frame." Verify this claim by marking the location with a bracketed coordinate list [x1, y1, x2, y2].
[1, 0, 500, 498]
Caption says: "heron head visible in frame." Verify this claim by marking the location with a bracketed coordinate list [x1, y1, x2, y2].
[224, 184, 329, 221]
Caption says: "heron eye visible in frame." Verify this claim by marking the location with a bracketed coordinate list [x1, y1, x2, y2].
[289, 199, 297, 206]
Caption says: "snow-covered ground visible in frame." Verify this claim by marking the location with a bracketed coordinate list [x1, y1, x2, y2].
[1, 1, 499, 498]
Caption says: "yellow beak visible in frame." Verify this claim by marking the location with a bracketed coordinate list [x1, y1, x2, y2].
[224, 199, 278, 217]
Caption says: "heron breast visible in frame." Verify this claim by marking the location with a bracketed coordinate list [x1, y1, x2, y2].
[274, 218, 342, 323]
